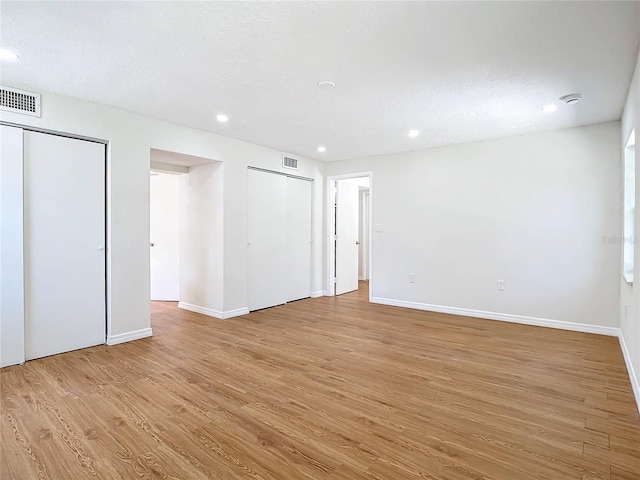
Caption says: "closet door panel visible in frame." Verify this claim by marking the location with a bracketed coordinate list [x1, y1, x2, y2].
[24, 131, 106, 360]
[0, 125, 25, 367]
[247, 169, 287, 311]
[286, 177, 312, 301]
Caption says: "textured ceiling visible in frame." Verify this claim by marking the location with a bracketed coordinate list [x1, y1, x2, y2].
[0, 1, 638, 161]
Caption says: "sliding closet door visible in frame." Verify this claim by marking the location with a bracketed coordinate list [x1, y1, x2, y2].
[0, 125, 25, 367]
[247, 169, 287, 311]
[286, 177, 312, 302]
[24, 131, 106, 360]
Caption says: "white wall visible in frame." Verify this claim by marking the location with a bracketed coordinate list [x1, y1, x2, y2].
[325, 122, 622, 330]
[342, 177, 370, 188]
[0, 87, 324, 341]
[179, 163, 224, 313]
[620, 50, 640, 407]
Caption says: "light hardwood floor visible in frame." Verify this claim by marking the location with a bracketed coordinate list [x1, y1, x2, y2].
[2, 282, 639, 479]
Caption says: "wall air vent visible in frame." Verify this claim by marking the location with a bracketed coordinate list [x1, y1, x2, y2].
[282, 155, 298, 170]
[0, 85, 41, 117]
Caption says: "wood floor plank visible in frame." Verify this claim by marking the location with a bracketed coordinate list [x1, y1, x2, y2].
[2, 282, 639, 479]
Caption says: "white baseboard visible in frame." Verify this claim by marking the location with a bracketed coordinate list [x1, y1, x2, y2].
[178, 302, 249, 319]
[107, 328, 153, 346]
[370, 297, 620, 337]
[223, 307, 250, 319]
[311, 290, 326, 298]
[178, 301, 222, 318]
[619, 332, 640, 415]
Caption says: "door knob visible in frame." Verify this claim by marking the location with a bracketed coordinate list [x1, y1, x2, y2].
[150, 243, 155, 247]
[98, 246, 104, 251]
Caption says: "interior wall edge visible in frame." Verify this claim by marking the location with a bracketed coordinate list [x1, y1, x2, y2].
[619, 330, 640, 415]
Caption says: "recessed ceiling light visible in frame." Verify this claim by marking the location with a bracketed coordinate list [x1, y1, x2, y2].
[541, 104, 557, 113]
[216, 114, 228, 123]
[317, 81, 336, 89]
[317, 146, 326, 153]
[0, 47, 19, 62]
[408, 129, 420, 138]
[560, 93, 582, 105]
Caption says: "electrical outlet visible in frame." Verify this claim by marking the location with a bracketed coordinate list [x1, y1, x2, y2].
[409, 273, 416, 283]
[375, 224, 384, 232]
[497, 280, 505, 291]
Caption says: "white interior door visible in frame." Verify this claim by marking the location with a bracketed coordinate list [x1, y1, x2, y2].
[286, 177, 312, 301]
[248, 169, 287, 311]
[336, 181, 359, 295]
[24, 131, 106, 360]
[150, 173, 180, 301]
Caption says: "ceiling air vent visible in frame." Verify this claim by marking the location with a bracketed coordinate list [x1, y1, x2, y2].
[0, 85, 41, 117]
[282, 155, 298, 170]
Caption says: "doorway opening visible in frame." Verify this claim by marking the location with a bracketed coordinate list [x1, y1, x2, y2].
[326, 172, 372, 300]
[149, 148, 218, 305]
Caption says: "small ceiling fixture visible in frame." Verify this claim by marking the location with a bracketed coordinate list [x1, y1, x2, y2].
[560, 93, 582, 105]
[0, 47, 19, 62]
[317, 146, 326, 153]
[541, 104, 558, 113]
[317, 81, 336, 89]
[216, 114, 228, 123]
[408, 129, 420, 138]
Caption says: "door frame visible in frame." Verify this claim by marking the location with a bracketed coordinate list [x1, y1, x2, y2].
[360, 189, 370, 281]
[326, 172, 373, 299]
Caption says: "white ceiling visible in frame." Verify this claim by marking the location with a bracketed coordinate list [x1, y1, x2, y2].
[150, 148, 217, 168]
[1, 1, 638, 161]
